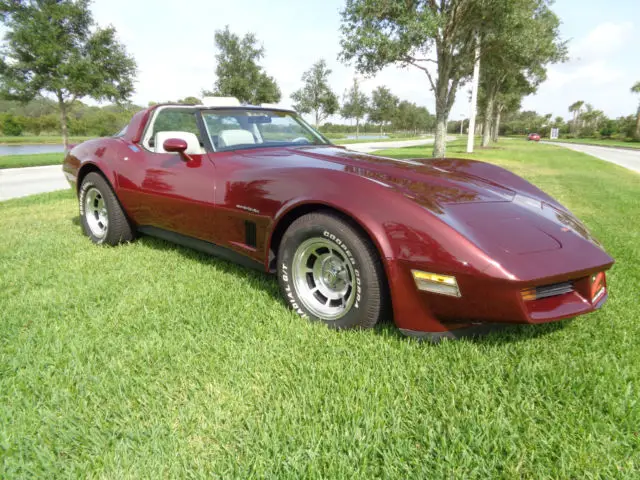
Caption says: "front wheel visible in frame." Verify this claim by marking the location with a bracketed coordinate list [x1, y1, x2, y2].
[277, 211, 388, 329]
[79, 172, 134, 245]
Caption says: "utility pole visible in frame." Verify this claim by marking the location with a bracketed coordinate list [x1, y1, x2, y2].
[467, 36, 481, 153]
[460, 115, 464, 135]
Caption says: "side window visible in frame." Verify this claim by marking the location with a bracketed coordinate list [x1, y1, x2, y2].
[148, 109, 201, 149]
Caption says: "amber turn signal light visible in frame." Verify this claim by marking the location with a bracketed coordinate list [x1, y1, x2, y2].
[521, 287, 537, 301]
[411, 270, 461, 297]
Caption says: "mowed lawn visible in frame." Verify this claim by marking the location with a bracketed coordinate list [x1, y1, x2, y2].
[0, 153, 63, 169]
[0, 135, 92, 145]
[1, 141, 639, 478]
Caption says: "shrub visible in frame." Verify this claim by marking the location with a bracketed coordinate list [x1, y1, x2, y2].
[1, 115, 23, 136]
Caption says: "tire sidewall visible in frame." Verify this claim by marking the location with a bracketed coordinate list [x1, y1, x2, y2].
[278, 222, 371, 329]
[79, 175, 109, 244]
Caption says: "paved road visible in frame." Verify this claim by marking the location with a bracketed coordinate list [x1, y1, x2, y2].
[542, 141, 640, 174]
[0, 137, 457, 202]
[0, 165, 69, 202]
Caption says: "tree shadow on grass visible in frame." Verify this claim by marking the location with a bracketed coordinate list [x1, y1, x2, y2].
[120, 231, 571, 347]
[136, 234, 283, 302]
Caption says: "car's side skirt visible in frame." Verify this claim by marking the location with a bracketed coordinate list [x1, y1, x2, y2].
[137, 226, 265, 272]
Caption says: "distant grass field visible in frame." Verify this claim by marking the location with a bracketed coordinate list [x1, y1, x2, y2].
[1, 140, 638, 477]
[0, 137, 432, 169]
[332, 134, 430, 145]
[545, 137, 640, 149]
[0, 152, 63, 169]
[0, 135, 92, 145]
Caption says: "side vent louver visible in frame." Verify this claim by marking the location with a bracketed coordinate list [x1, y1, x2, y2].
[245, 221, 257, 248]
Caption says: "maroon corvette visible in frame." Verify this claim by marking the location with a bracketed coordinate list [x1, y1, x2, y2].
[62, 98, 613, 340]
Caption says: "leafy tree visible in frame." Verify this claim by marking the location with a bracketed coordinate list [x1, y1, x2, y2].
[579, 103, 606, 137]
[616, 114, 637, 139]
[490, 75, 532, 141]
[290, 59, 339, 127]
[341, 78, 369, 138]
[205, 26, 280, 105]
[369, 86, 399, 134]
[392, 101, 433, 134]
[479, 0, 566, 146]
[1, 114, 23, 136]
[568, 100, 584, 134]
[599, 119, 616, 138]
[414, 105, 434, 133]
[632, 81, 640, 139]
[178, 96, 202, 105]
[0, 0, 137, 150]
[340, 0, 491, 157]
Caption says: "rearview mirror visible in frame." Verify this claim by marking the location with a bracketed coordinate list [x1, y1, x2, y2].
[247, 115, 272, 124]
[163, 138, 188, 153]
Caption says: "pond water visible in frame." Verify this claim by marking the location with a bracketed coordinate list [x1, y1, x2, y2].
[0, 144, 65, 156]
[345, 135, 389, 140]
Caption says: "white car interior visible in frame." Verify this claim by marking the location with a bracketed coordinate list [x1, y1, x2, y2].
[141, 104, 327, 154]
[154, 131, 204, 154]
[218, 129, 256, 149]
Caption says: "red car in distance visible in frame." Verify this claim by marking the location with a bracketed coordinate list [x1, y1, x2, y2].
[62, 98, 613, 341]
[528, 133, 541, 141]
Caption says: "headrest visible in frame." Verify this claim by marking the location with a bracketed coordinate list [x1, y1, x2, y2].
[218, 129, 255, 148]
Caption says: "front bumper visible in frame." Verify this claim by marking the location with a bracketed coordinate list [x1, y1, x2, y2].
[388, 258, 612, 336]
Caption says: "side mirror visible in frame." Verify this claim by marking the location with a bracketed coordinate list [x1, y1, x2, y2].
[162, 138, 188, 153]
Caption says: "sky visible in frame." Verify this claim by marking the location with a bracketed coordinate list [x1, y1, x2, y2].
[86, 0, 640, 121]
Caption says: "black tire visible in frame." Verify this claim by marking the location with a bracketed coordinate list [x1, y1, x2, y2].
[277, 211, 388, 329]
[79, 172, 134, 245]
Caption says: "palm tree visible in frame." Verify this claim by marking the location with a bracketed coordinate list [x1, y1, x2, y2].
[632, 81, 640, 139]
[568, 100, 584, 134]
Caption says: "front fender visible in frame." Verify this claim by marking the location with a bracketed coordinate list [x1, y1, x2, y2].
[264, 169, 499, 333]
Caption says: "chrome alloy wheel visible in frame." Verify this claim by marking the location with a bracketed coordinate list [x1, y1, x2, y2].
[291, 237, 357, 320]
[84, 187, 108, 239]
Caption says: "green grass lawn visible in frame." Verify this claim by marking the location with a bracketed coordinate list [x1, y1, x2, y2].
[332, 134, 431, 145]
[1, 141, 639, 477]
[544, 137, 640, 149]
[0, 152, 63, 169]
[0, 135, 93, 145]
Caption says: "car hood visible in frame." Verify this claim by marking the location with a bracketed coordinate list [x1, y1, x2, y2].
[271, 146, 604, 258]
[281, 146, 516, 211]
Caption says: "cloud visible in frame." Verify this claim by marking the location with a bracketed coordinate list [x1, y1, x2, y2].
[522, 20, 640, 119]
[544, 61, 625, 90]
[571, 21, 634, 61]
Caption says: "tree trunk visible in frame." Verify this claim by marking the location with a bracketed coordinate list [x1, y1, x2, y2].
[466, 37, 481, 153]
[57, 94, 69, 153]
[635, 104, 640, 139]
[315, 110, 319, 128]
[356, 118, 359, 139]
[492, 109, 501, 142]
[433, 111, 447, 158]
[481, 93, 495, 147]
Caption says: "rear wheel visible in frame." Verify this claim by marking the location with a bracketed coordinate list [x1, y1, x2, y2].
[277, 211, 387, 329]
[79, 172, 134, 245]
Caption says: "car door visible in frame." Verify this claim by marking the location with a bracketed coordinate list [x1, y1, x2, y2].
[116, 107, 218, 242]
